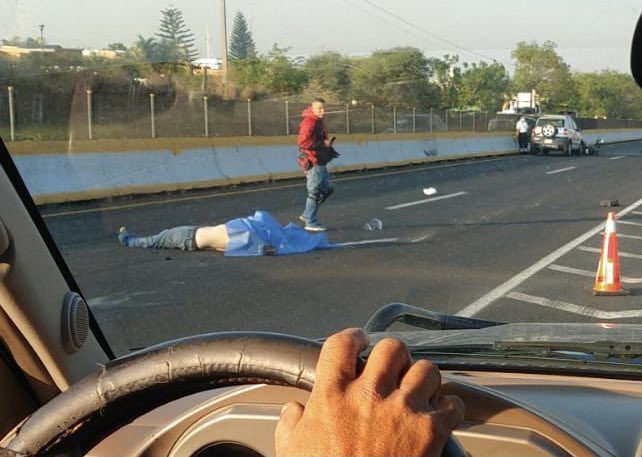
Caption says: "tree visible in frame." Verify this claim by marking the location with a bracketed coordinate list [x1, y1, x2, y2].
[426, 54, 462, 108]
[351, 47, 438, 108]
[511, 41, 577, 111]
[129, 35, 158, 62]
[459, 61, 509, 111]
[262, 44, 308, 95]
[156, 6, 198, 63]
[107, 42, 127, 51]
[303, 52, 352, 102]
[574, 71, 642, 119]
[229, 11, 257, 61]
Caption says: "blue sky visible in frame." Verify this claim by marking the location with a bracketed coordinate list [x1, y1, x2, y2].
[1, 0, 640, 73]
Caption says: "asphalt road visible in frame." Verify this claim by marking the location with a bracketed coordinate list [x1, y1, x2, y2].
[41, 141, 642, 355]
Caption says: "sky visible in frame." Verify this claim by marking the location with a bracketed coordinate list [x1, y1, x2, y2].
[1, 0, 640, 73]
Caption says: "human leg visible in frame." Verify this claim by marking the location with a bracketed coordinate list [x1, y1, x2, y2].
[318, 167, 334, 205]
[301, 165, 325, 225]
[119, 226, 198, 251]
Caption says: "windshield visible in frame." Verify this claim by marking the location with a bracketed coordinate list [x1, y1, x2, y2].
[536, 118, 565, 127]
[2, 1, 642, 363]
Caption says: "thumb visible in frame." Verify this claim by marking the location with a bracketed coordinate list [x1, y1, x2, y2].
[275, 401, 305, 454]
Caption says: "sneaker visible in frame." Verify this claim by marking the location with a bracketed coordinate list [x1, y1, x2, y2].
[298, 215, 309, 224]
[305, 223, 327, 232]
[261, 244, 277, 256]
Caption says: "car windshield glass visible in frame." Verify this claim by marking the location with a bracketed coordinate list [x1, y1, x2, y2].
[2, 1, 642, 364]
[537, 119, 565, 127]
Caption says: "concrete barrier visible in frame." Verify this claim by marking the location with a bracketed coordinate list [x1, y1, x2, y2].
[12, 129, 642, 205]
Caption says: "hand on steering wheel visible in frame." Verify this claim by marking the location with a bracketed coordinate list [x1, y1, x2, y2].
[276, 328, 464, 457]
[2, 330, 466, 457]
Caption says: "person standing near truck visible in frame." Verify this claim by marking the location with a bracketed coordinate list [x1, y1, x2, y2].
[515, 116, 530, 152]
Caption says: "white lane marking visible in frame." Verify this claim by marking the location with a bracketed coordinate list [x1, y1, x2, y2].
[618, 220, 642, 227]
[335, 238, 399, 247]
[385, 191, 468, 210]
[632, 211, 642, 216]
[600, 232, 642, 241]
[507, 292, 642, 319]
[609, 156, 625, 160]
[548, 264, 642, 284]
[578, 246, 642, 259]
[546, 166, 576, 175]
[456, 197, 642, 317]
[411, 234, 432, 243]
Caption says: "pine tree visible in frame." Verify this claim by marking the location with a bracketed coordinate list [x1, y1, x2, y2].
[229, 11, 257, 61]
[156, 6, 198, 63]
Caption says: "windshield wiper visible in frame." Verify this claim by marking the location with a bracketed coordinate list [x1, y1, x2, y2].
[407, 340, 642, 361]
[493, 340, 642, 360]
[364, 302, 506, 332]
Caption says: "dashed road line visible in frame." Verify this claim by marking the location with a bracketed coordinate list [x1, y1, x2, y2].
[548, 264, 642, 284]
[578, 245, 642, 259]
[43, 156, 518, 219]
[546, 166, 576, 175]
[609, 156, 626, 160]
[334, 238, 399, 247]
[456, 197, 642, 317]
[606, 233, 642, 241]
[385, 191, 468, 210]
[617, 220, 642, 227]
[507, 292, 642, 319]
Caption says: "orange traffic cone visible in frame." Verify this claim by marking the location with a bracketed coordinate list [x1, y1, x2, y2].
[593, 212, 629, 296]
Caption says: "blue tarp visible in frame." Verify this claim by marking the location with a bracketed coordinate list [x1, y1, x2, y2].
[224, 210, 331, 256]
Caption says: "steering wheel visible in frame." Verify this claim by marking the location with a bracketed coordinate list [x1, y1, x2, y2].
[2, 332, 466, 457]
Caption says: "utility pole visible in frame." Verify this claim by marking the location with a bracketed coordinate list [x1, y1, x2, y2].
[220, 0, 229, 86]
[38, 24, 45, 46]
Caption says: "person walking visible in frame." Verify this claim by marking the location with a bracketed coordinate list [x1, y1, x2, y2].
[515, 116, 530, 152]
[297, 98, 338, 232]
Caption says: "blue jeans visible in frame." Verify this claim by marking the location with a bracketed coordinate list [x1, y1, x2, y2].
[302, 165, 333, 224]
[120, 226, 198, 251]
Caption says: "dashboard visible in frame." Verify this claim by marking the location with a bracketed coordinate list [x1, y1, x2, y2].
[88, 370, 642, 457]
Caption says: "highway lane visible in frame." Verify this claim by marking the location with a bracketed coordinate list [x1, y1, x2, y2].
[41, 141, 642, 355]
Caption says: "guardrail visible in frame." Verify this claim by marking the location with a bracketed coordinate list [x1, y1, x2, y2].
[10, 130, 642, 205]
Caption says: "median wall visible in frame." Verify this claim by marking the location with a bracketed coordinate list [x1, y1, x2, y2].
[11, 129, 642, 205]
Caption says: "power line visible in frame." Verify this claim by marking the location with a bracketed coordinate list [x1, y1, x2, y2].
[357, 0, 495, 62]
[339, 0, 427, 43]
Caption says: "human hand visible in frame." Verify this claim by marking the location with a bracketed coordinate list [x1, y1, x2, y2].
[275, 328, 465, 457]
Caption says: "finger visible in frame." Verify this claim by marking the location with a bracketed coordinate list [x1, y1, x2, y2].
[274, 401, 305, 452]
[433, 395, 465, 431]
[315, 328, 369, 392]
[398, 359, 441, 407]
[360, 338, 412, 397]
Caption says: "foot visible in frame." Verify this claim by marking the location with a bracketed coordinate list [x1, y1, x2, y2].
[118, 226, 129, 246]
[261, 244, 277, 256]
[299, 215, 309, 224]
[305, 223, 328, 232]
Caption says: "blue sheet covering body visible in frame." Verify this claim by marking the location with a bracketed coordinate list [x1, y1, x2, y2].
[224, 211, 331, 256]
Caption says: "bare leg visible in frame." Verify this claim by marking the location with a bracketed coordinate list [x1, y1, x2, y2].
[194, 224, 229, 251]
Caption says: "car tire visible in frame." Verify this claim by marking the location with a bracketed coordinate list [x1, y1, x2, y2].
[566, 141, 573, 156]
[580, 141, 588, 155]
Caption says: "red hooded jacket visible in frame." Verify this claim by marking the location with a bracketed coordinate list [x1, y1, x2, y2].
[298, 107, 329, 165]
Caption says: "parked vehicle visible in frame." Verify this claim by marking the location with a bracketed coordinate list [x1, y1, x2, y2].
[530, 114, 586, 156]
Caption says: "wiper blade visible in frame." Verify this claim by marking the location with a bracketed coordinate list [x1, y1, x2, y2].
[364, 302, 506, 332]
[494, 340, 642, 359]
